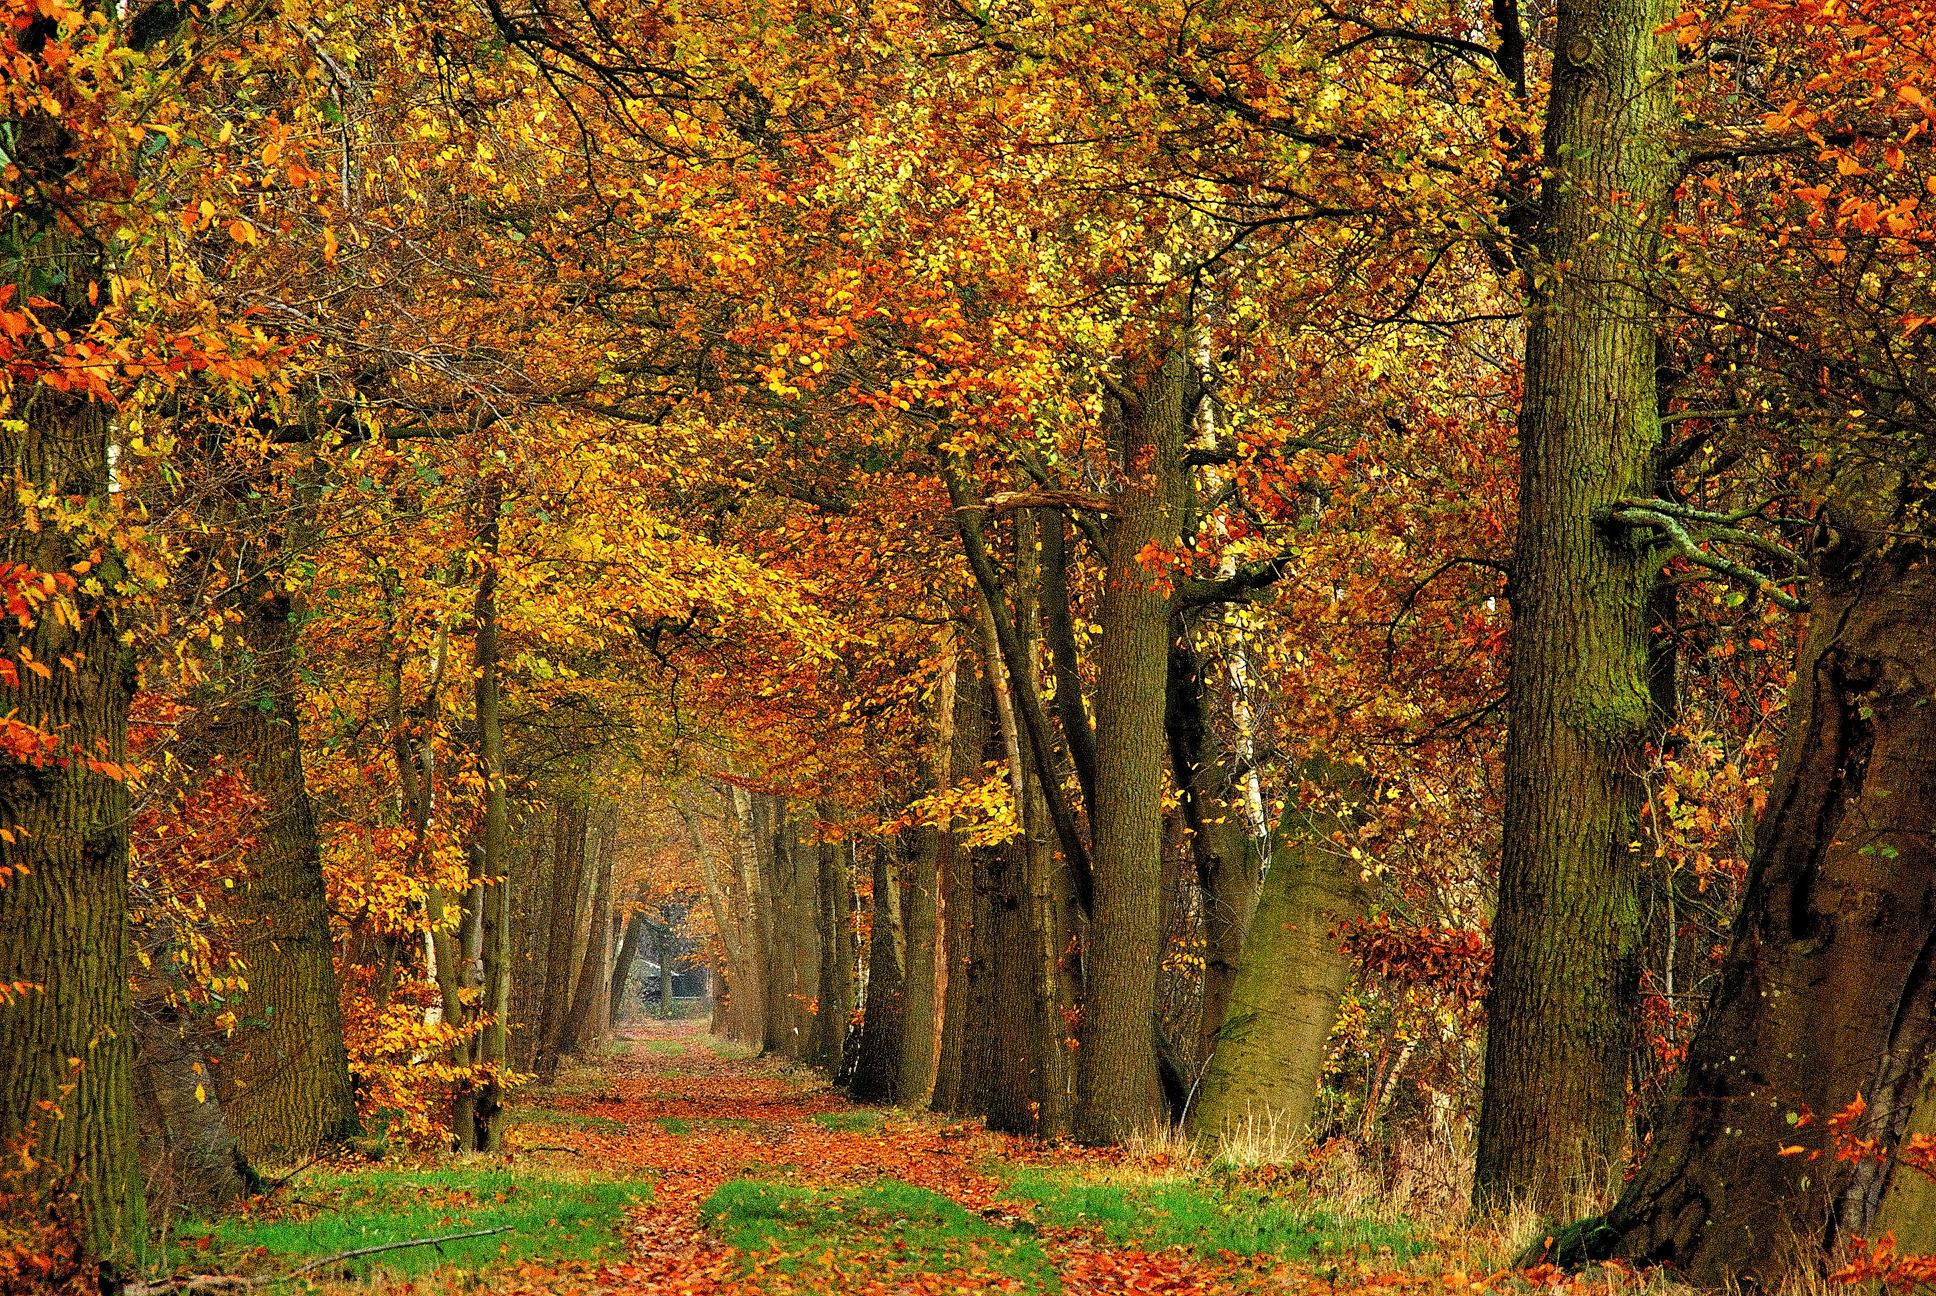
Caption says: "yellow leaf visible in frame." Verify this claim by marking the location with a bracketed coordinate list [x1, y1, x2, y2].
[228, 220, 256, 245]
[194, 1084, 206, 1104]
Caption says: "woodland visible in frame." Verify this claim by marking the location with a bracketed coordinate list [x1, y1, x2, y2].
[1, 0, 1934, 1286]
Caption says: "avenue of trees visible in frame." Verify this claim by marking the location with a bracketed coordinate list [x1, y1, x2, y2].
[0, 0, 1932, 1284]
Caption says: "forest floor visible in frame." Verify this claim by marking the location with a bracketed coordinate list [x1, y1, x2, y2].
[168, 1020, 1627, 1296]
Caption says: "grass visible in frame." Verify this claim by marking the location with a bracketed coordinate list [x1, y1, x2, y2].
[504, 1107, 628, 1133]
[168, 1166, 646, 1280]
[811, 1110, 883, 1133]
[701, 1177, 1056, 1290]
[1000, 1170, 1422, 1263]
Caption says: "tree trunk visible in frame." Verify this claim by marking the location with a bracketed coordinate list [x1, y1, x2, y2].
[850, 838, 906, 1101]
[534, 797, 589, 1083]
[0, 362, 145, 1262]
[216, 586, 359, 1163]
[900, 629, 957, 1104]
[1584, 506, 1936, 1285]
[562, 807, 617, 1058]
[1190, 766, 1367, 1149]
[472, 490, 509, 1153]
[133, 1004, 253, 1226]
[656, 922, 675, 1019]
[932, 662, 990, 1115]
[1167, 624, 1261, 1073]
[1476, 0, 1676, 1210]
[610, 907, 647, 1026]
[1077, 348, 1191, 1144]
[810, 809, 850, 1069]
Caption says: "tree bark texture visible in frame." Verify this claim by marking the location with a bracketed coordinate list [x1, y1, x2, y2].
[0, 366, 145, 1261]
[562, 804, 618, 1058]
[1167, 625, 1261, 1072]
[1077, 348, 1191, 1144]
[208, 587, 358, 1163]
[1587, 511, 1936, 1285]
[472, 495, 510, 1153]
[849, 838, 906, 1101]
[899, 630, 957, 1105]
[932, 662, 991, 1115]
[1190, 770, 1367, 1149]
[1477, 0, 1676, 1210]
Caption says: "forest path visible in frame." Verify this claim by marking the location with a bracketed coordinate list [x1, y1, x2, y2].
[492, 1018, 1243, 1295]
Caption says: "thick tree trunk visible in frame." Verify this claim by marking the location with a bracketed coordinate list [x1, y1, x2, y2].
[849, 838, 906, 1101]
[1077, 349, 1191, 1144]
[1476, 0, 1676, 1210]
[0, 373, 145, 1262]
[134, 1004, 253, 1225]
[1190, 767, 1367, 1149]
[216, 587, 358, 1163]
[1584, 509, 1936, 1285]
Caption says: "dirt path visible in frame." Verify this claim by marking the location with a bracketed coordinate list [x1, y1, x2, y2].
[487, 1020, 1237, 1295]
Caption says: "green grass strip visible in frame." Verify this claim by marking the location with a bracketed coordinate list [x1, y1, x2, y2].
[702, 1177, 1057, 1291]
[171, 1167, 645, 1278]
[1000, 1172, 1421, 1262]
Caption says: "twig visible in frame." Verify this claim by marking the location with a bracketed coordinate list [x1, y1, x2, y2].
[126, 1224, 519, 1291]
[525, 1143, 582, 1153]
[288, 1224, 514, 1274]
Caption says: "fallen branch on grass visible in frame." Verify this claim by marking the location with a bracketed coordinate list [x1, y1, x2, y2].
[123, 1224, 515, 1293]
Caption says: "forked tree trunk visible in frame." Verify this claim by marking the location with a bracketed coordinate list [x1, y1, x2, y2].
[1477, 0, 1677, 1210]
[1077, 348, 1191, 1144]
[1585, 506, 1936, 1285]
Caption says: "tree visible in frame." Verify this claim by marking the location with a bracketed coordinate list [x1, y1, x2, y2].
[1475, 0, 1679, 1210]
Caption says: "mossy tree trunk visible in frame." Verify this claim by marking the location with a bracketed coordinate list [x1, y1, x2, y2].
[1586, 497, 1936, 1286]
[1476, 0, 1676, 1210]
[1190, 764, 1367, 1148]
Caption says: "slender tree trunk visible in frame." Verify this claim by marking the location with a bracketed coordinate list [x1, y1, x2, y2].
[472, 487, 509, 1152]
[562, 808, 617, 1057]
[610, 907, 647, 1026]
[1476, 0, 1676, 1210]
[932, 662, 990, 1114]
[1077, 348, 1191, 1144]
[900, 629, 957, 1104]
[1190, 764, 1367, 1148]
[1586, 501, 1936, 1285]
[1167, 624, 1261, 1073]
[535, 797, 588, 1083]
